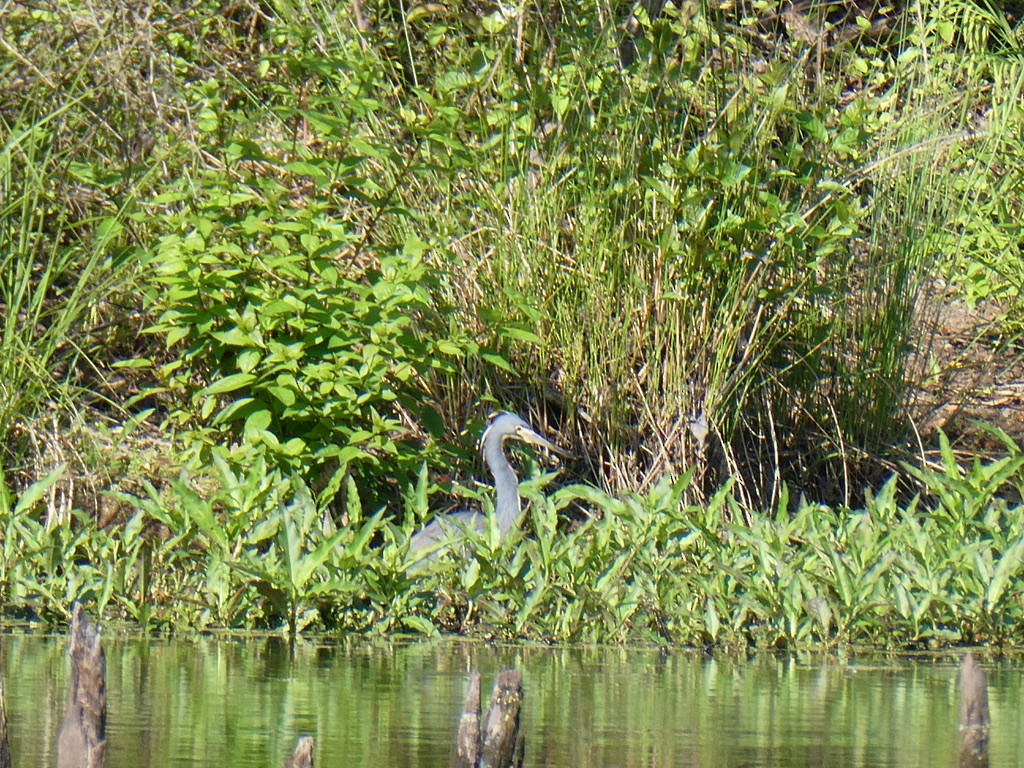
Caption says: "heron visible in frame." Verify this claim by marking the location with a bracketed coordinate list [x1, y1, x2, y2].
[407, 412, 566, 562]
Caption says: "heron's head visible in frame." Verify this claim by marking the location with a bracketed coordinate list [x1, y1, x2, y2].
[481, 412, 566, 456]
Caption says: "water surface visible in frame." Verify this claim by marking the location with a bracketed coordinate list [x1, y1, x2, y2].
[2, 633, 1020, 767]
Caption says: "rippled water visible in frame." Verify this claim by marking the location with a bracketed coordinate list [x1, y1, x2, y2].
[2, 632, 1021, 767]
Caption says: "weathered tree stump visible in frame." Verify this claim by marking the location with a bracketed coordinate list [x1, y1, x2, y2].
[958, 653, 990, 768]
[0, 674, 11, 768]
[479, 671, 524, 768]
[451, 671, 481, 768]
[451, 670, 524, 768]
[56, 604, 106, 768]
[282, 735, 314, 768]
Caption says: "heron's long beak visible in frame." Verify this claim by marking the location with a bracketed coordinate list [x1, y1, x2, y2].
[519, 429, 570, 458]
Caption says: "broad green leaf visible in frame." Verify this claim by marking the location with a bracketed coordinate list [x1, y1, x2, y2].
[12, 465, 65, 516]
[401, 615, 439, 635]
[203, 373, 255, 395]
[481, 352, 515, 374]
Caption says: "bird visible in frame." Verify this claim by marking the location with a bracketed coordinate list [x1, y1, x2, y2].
[407, 412, 566, 562]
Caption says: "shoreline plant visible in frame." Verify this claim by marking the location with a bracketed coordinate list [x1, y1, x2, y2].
[3, 430, 1024, 650]
[1, 0, 1023, 646]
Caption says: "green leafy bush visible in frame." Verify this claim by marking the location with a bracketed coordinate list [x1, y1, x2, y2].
[143, 135, 469, 505]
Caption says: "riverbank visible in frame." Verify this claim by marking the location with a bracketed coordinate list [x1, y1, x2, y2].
[2, 0, 1024, 646]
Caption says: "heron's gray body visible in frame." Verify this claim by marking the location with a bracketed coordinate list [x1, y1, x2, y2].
[406, 509, 487, 554]
[408, 413, 562, 561]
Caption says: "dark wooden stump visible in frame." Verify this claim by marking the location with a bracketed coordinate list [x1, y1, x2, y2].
[479, 671, 524, 768]
[0, 674, 11, 768]
[57, 604, 106, 768]
[282, 735, 314, 768]
[451, 670, 524, 768]
[958, 653, 990, 768]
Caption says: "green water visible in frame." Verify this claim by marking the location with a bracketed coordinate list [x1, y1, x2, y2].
[1, 633, 1019, 767]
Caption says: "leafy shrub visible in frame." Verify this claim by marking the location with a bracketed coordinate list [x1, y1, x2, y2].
[142, 132, 473, 507]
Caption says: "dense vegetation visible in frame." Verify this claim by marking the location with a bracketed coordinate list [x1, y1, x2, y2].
[2, 0, 1024, 647]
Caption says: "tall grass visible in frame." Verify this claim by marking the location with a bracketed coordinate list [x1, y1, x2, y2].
[0, 1, 188, 482]
[0, 102, 132, 471]
[409, 3, 975, 508]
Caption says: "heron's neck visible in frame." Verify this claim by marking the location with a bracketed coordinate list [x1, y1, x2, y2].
[485, 439, 521, 535]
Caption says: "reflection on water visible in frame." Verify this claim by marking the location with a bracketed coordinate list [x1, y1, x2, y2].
[1, 632, 1021, 767]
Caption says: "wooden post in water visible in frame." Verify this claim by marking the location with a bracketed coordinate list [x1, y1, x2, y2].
[451, 670, 524, 768]
[451, 671, 482, 768]
[282, 735, 314, 768]
[57, 604, 106, 768]
[0, 674, 11, 768]
[958, 652, 990, 768]
[479, 671, 524, 768]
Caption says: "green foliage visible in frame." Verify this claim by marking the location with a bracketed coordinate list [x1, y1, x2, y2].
[137, 26, 522, 507]
[902, 0, 1024, 315]
[400, 439, 1024, 648]
[0, 465, 139, 623]
[0, 100, 137, 459]
[0, 466, 63, 614]
[394, 0, 940, 504]
[230, 478, 371, 636]
[8, 437, 1024, 650]
[107, 459, 395, 633]
[143, 133, 470, 505]
[5, 0, 1024, 650]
